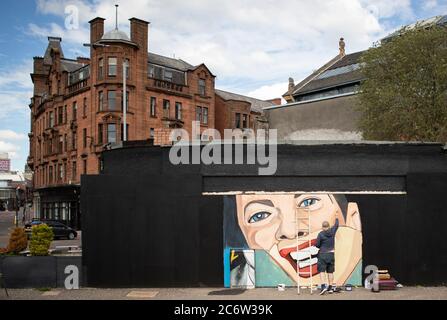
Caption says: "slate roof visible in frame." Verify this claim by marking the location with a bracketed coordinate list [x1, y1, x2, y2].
[61, 59, 85, 73]
[288, 51, 366, 97]
[215, 89, 274, 113]
[148, 52, 194, 71]
[327, 51, 364, 69]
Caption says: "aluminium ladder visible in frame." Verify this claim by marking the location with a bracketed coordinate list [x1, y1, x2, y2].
[295, 206, 314, 294]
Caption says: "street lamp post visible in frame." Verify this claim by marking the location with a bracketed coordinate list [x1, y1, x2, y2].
[123, 59, 127, 142]
[15, 187, 19, 227]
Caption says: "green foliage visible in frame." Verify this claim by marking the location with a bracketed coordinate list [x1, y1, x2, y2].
[7, 227, 28, 254]
[358, 26, 447, 142]
[29, 224, 54, 256]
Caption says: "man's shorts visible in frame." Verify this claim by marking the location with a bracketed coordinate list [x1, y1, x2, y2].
[317, 252, 335, 273]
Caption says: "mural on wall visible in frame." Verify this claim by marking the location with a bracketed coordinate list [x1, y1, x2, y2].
[229, 249, 255, 288]
[223, 193, 363, 287]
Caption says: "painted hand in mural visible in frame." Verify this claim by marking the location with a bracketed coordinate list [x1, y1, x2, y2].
[234, 193, 362, 286]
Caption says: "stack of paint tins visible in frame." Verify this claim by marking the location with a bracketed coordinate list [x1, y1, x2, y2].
[377, 269, 399, 290]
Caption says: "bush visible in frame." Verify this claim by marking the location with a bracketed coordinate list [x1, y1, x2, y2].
[29, 224, 54, 256]
[7, 227, 28, 254]
[0, 227, 28, 255]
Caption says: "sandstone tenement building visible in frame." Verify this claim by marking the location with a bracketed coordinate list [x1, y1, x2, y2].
[27, 15, 278, 228]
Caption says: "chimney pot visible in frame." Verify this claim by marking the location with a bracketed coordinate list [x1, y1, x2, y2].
[339, 37, 346, 56]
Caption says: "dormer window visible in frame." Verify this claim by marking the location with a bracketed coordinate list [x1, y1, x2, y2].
[148, 65, 155, 78]
[164, 70, 173, 82]
[163, 70, 172, 82]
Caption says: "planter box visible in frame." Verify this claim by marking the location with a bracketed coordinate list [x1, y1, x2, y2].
[0, 256, 83, 288]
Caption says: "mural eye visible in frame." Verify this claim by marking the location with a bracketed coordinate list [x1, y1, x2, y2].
[248, 211, 271, 223]
[299, 198, 320, 208]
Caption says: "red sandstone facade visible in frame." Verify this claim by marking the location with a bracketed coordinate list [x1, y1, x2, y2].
[27, 15, 276, 227]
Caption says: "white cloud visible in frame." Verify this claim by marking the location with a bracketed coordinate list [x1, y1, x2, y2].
[0, 60, 33, 124]
[0, 140, 21, 160]
[0, 130, 27, 141]
[28, 0, 396, 90]
[0, 130, 27, 162]
[423, 0, 439, 10]
[246, 82, 288, 101]
[360, 0, 413, 19]
[0, 61, 33, 90]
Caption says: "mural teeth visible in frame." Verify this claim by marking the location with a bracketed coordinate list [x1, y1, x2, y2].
[298, 257, 318, 268]
[308, 246, 319, 255]
[290, 246, 319, 261]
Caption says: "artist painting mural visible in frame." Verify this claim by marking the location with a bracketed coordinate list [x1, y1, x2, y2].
[224, 194, 363, 287]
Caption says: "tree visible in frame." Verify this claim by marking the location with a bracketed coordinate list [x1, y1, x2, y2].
[358, 26, 447, 142]
[29, 224, 54, 256]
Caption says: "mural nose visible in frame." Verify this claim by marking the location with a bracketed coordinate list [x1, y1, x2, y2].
[276, 217, 298, 240]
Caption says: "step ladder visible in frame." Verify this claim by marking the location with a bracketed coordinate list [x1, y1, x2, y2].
[295, 206, 314, 294]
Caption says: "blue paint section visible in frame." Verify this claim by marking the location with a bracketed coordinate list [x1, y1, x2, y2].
[345, 260, 362, 286]
[255, 250, 295, 287]
[223, 248, 230, 288]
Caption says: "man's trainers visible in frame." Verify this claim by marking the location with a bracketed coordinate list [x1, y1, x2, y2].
[319, 285, 328, 295]
[328, 285, 334, 294]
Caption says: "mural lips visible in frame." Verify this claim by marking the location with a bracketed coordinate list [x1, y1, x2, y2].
[279, 239, 319, 278]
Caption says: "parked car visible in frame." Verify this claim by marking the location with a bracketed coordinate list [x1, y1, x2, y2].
[25, 220, 77, 240]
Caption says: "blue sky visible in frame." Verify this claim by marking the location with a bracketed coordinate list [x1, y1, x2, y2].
[0, 0, 446, 171]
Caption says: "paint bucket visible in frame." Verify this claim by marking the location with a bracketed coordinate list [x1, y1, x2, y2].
[277, 284, 285, 291]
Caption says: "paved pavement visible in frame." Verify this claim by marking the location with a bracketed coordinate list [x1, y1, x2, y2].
[0, 210, 81, 249]
[1, 286, 447, 300]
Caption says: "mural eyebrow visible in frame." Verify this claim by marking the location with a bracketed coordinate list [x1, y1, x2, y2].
[244, 200, 275, 212]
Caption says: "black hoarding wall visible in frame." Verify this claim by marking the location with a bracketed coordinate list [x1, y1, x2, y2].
[82, 144, 447, 287]
[349, 173, 447, 286]
[406, 173, 447, 285]
[81, 174, 223, 287]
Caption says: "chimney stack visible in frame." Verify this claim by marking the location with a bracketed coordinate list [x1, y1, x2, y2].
[339, 37, 346, 56]
[130, 18, 149, 52]
[288, 77, 295, 94]
[89, 17, 105, 44]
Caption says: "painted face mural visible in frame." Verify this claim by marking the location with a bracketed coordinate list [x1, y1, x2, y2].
[225, 193, 362, 287]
